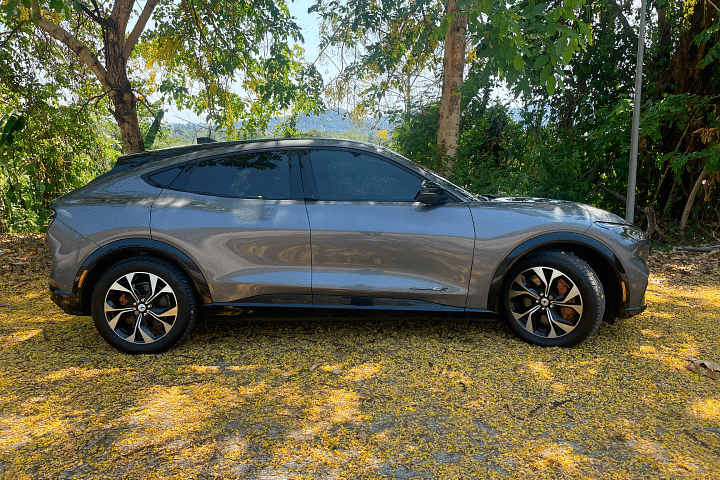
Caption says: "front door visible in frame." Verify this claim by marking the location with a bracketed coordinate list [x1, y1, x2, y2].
[302, 148, 475, 310]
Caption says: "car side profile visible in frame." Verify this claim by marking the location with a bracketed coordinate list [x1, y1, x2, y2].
[47, 139, 649, 353]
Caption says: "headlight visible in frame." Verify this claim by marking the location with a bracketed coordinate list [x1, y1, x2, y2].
[594, 222, 646, 242]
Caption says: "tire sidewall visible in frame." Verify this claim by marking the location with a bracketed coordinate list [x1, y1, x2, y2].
[91, 257, 197, 354]
[500, 251, 604, 347]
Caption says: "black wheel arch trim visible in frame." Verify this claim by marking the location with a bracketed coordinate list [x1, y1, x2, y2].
[72, 238, 212, 313]
[487, 231, 628, 313]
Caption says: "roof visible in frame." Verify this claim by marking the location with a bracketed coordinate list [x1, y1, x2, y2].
[113, 138, 383, 172]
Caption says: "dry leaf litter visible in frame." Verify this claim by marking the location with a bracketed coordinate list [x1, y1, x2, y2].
[1, 234, 719, 479]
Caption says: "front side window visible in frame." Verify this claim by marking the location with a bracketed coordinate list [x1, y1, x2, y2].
[185, 151, 292, 199]
[309, 149, 422, 202]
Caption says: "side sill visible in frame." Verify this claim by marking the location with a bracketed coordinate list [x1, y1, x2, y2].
[204, 301, 497, 319]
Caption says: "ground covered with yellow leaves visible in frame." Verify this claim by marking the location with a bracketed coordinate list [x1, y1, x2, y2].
[1, 234, 719, 479]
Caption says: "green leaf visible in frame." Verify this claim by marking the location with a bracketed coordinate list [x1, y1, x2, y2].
[513, 54, 524, 71]
[534, 55, 548, 70]
[0, 114, 26, 148]
[539, 63, 552, 85]
[546, 75, 556, 96]
[143, 109, 164, 150]
[707, 145, 720, 172]
[50, 0, 64, 14]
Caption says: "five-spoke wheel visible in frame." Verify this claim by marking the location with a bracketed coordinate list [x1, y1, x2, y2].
[501, 250, 605, 347]
[91, 257, 197, 353]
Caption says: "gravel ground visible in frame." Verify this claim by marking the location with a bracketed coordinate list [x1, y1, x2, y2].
[1, 234, 719, 479]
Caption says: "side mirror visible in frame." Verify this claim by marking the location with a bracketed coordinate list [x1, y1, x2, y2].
[418, 180, 445, 205]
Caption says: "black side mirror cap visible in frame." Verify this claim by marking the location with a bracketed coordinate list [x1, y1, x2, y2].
[418, 180, 446, 205]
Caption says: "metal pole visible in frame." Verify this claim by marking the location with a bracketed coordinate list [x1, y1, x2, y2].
[626, 0, 647, 223]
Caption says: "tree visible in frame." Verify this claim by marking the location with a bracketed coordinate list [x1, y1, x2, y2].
[436, 0, 466, 164]
[312, 0, 592, 168]
[1, 0, 323, 154]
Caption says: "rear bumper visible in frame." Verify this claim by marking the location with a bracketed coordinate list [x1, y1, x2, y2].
[618, 303, 647, 319]
[49, 283, 83, 315]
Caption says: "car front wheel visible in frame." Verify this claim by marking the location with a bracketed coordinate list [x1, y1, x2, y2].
[500, 250, 605, 347]
[91, 257, 198, 354]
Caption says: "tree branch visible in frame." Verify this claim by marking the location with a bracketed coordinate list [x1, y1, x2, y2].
[111, 0, 134, 35]
[123, 0, 160, 61]
[71, 91, 109, 122]
[88, 0, 105, 24]
[0, 21, 25, 49]
[706, 0, 720, 14]
[132, 89, 155, 115]
[607, 0, 634, 35]
[36, 16, 109, 91]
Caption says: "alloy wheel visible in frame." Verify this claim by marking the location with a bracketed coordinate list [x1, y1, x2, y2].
[103, 271, 178, 344]
[507, 266, 584, 339]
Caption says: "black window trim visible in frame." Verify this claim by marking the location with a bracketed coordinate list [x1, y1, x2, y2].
[300, 147, 462, 203]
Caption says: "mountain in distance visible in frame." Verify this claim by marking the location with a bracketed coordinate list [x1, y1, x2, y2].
[166, 110, 393, 145]
[269, 110, 392, 133]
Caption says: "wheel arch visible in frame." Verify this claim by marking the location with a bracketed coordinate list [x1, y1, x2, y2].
[487, 232, 628, 321]
[73, 239, 212, 316]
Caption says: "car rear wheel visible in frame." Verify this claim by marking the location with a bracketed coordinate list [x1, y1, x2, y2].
[91, 257, 197, 354]
[500, 250, 605, 347]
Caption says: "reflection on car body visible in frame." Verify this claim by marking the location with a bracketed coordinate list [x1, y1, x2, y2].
[47, 139, 649, 353]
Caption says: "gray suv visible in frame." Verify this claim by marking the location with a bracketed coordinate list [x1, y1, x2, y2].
[47, 139, 649, 353]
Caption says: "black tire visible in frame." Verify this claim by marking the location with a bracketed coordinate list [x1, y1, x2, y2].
[500, 250, 605, 347]
[91, 257, 198, 354]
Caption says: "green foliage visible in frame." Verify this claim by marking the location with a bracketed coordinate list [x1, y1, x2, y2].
[141, 0, 325, 138]
[0, 114, 26, 148]
[392, 101, 528, 195]
[314, 0, 591, 119]
[143, 109, 165, 151]
[0, 101, 116, 233]
[392, 105, 441, 171]
[467, 0, 592, 97]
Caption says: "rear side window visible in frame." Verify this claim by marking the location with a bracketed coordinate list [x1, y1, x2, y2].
[185, 151, 292, 199]
[144, 165, 184, 188]
[308, 149, 422, 202]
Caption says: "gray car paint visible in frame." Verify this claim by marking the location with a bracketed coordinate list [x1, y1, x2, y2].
[151, 193, 312, 303]
[306, 201, 475, 308]
[464, 200, 593, 310]
[47, 138, 649, 318]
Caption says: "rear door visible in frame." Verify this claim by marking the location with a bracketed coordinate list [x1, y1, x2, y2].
[151, 149, 312, 306]
[302, 148, 476, 310]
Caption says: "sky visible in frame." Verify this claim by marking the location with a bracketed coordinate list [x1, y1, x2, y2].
[165, 0, 325, 125]
[288, 0, 322, 63]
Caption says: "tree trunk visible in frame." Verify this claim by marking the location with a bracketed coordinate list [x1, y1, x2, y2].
[436, 0, 467, 170]
[103, 15, 144, 154]
[34, 0, 158, 155]
[680, 167, 709, 231]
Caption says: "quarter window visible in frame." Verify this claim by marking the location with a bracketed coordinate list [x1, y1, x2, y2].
[309, 149, 422, 202]
[185, 152, 292, 199]
[145, 165, 184, 188]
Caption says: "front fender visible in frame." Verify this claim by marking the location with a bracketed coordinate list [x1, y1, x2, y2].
[467, 231, 627, 312]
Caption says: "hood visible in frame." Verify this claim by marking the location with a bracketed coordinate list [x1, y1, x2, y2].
[467, 196, 593, 240]
[483, 196, 626, 224]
